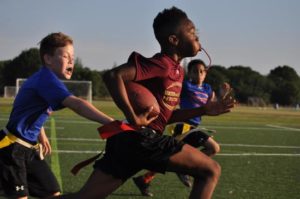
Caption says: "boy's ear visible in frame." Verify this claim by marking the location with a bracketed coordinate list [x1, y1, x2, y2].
[168, 35, 179, 45]
[44, 54, 52, 65]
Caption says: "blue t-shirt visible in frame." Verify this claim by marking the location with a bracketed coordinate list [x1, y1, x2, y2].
[180, 80, 212, 126]
[6, 67, 72, 143]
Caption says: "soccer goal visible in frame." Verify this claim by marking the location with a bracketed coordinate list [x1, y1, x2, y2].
[3, 86, 17, 98]
[16, 78, 93, 103]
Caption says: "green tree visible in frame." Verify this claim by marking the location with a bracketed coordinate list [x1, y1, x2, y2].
[205, 65, 229, 97]
[226, 66, 272, 104]
[72, 59, 111, 98]
[94, 70, 110, 98]
[2, 48, 41, 86]
[268, 66, 300, 105]
[0, 60, 11, 95]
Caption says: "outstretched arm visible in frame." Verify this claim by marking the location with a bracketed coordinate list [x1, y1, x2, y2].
[168, 90, 236, 124]
[62, 96, 114, 125]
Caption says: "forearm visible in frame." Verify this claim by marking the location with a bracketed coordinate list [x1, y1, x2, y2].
[38, 127, 46, 142]
[102, 66, 136, 123]
[64, 96, 114, 124]
[168, 107, 206, 124]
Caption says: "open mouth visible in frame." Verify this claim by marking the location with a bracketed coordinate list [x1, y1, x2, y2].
[66, 67, 73, 73]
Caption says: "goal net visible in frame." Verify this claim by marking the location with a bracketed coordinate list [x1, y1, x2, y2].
[4, 86, 17, 98]
[16, 78, 92, 103]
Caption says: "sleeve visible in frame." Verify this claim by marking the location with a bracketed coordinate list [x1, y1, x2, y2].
[180, 81, 188, 98]
[127, 52, 168, 81]
[37, 72, 72, 110]
[207, 84, 213, 98]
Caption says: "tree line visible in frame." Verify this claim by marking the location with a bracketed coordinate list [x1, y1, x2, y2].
[0, 48, 299, 106]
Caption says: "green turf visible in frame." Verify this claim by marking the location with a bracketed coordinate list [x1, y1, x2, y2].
[0, 98, 300, 199]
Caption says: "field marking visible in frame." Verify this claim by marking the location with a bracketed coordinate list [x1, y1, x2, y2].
[2, 117, 300, 132]
[266, 124, 300, 131]
[55, 120, 97, 124]
[44, 126, 64, 130]
[49, 137, 300, 149]
[221, 143, 300, 149]
[50, 117, 63, 191]
[49, 137, 104, 142]
[52, 149, 300, 157]
[204, 125, 299, 132]
[218, 153, 300, 157]
[53, 150, 103, 154]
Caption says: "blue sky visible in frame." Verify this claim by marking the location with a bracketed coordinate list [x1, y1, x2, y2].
[1, 0, 299, 75]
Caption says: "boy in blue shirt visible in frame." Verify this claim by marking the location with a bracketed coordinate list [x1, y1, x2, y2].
[0, 32, 113, 199]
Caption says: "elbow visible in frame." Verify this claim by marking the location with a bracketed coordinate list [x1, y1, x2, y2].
[102, 70, 113, 86]
[102, 69, 121, 87]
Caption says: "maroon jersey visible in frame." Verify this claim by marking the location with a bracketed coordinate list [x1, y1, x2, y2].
[128, 52, 184, 133]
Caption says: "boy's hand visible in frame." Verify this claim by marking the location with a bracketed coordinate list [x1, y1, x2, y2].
[38, 130, 52, 156]
[131, 106, 158, 126]
[219, 82, 232, 100]
[205, 88, 236, 116]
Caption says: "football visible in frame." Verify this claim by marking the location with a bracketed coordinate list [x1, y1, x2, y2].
[125, 81, 160, 118]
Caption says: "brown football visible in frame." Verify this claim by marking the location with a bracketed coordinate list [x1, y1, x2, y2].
[125, 81, 160, 118]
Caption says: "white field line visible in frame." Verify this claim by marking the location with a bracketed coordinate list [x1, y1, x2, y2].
[220, 143, 300, 149]
[0, 118, 97, 124]
[204, 125, 299, 131]
[266, 124, 300, 131]
[49, 138, 300, 149]
[50, 137, 300, 149]
[53, 150, 103, 154]
[49, 137, 104, 142]
[44, 126, 64, 130]
[218, 153, 300, 157]
[1, 117, 300, 131]
[55, 120, 97, 124]
[52, 149, 300, 157]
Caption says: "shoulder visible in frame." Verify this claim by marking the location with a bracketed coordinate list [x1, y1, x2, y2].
[203, 83, 213, 92]
[39, 67, 61, 83]
[183, 80, 197, 89]
[128, 52, 177, 70]
[34, 67, 67, 93]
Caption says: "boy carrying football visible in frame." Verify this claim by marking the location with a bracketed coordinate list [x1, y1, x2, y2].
[57, 7, 235, 199]
[132, 59, 233, 197]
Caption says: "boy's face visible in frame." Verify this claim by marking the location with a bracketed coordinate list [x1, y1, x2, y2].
[189, 64, 207, 85]
[175, 19, 201, 57]
[45, 44, 74, 80]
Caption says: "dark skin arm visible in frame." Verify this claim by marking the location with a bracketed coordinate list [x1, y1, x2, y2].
[102, 63, 157, 126]
[103, 63, 235, 126]
[168, 90, 236, 124]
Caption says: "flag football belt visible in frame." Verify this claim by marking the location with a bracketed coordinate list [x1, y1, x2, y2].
[167, 122, 216, 141]
[0, 128, 44, 160]
[97, 120, 139, 139]
[181, 123, 194, 134]
[71, 120, 140, 175]
[165, 122, 194, 136]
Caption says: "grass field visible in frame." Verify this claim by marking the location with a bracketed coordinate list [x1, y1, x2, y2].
[0, 98, 300, 199]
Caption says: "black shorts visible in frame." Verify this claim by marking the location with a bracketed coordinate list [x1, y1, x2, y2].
[0, 143, 61, 198]
[173, 123, 210, 147]
[180, 130, 210, 148]
[94, 127, 185, 181]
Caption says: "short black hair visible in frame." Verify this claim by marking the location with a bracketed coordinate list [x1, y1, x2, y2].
[187, 59, 207, 73]
[153, 7, 188, 46]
